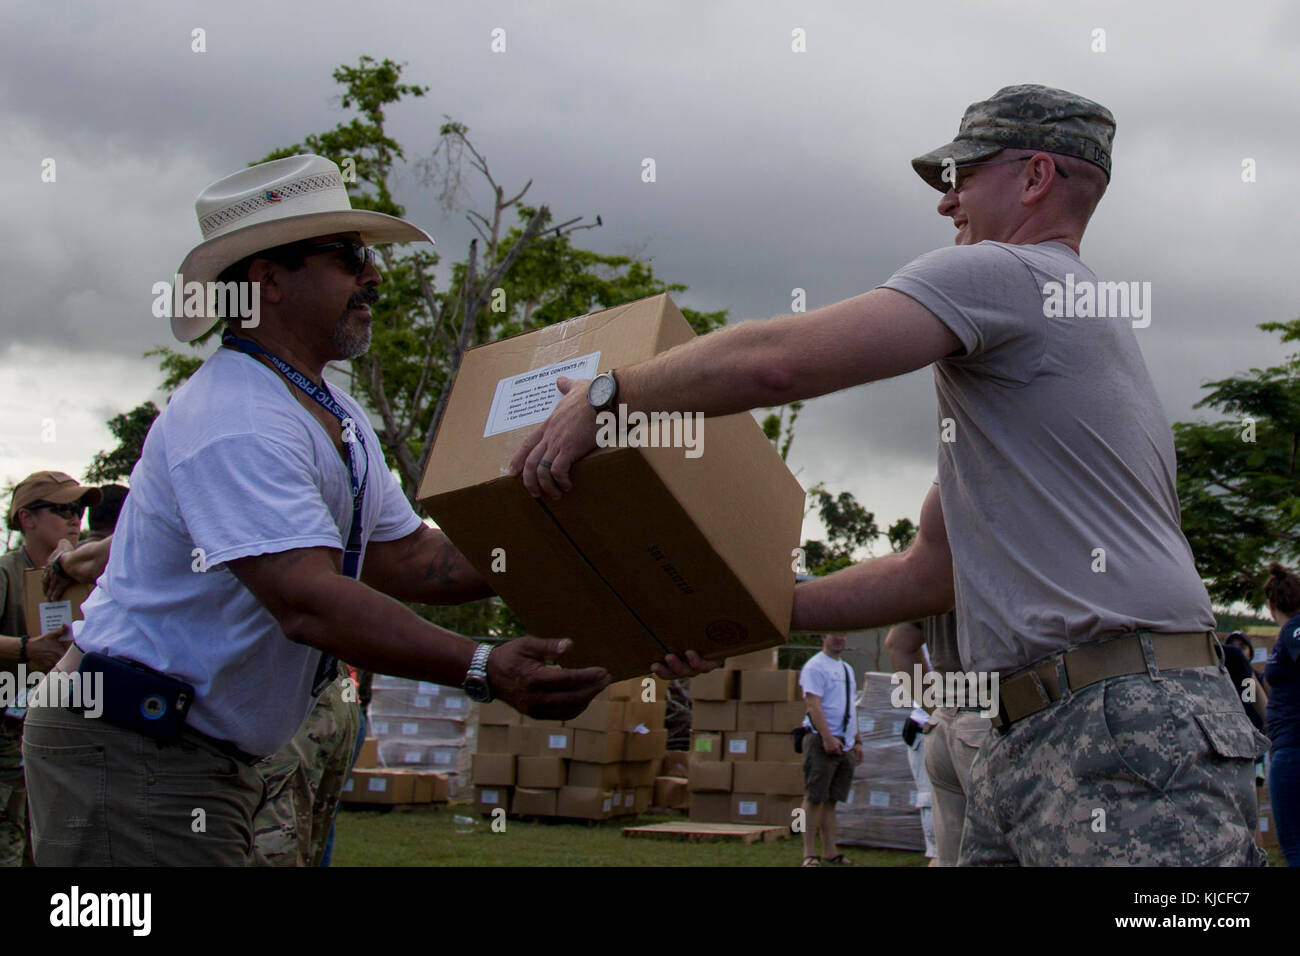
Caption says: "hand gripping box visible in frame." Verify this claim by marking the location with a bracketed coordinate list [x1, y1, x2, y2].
[417, 294, 806, 681]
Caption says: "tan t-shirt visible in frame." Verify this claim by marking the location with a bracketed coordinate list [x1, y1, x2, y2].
[0, 546, 33, 639]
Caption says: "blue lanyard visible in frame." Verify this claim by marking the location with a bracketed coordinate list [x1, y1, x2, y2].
[222, 330, 366, 695]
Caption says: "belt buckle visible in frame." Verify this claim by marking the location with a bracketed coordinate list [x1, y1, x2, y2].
[993, 669, 1052, 732]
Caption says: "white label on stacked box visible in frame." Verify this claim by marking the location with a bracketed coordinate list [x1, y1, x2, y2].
[445, 696, 465, 711]
[418, 682, 439, 696]
[624, 794, 633, 808]
[602, 798, 611, 812]
[869, 790, 890, 807]
[892, 720, 904, 735]
[738, 800, 759, 816]
[482, 789, 499, 803]
[403, 751, 421, 764]
[402, 722, 420, 736]
[860, 717, 875, 733]
[728, 739, 748, 754]
[483, 351, 601, 437]
[343, 779, 354, 792]
[39, 601, 72, 634]
[414, 695, 432, 709]
[368, 778, 388, 792]
[548, 734, 567, 750]
[371, 720, 390, 735]
[435, 751, 452, 764]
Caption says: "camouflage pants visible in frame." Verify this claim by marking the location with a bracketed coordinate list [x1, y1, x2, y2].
[252, 667, 360, 867]
[0, 719, 27, 867]
[959, 663, 1269, 866]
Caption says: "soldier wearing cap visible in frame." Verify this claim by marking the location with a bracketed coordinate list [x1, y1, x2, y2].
[0, 471, 100, 865]
[513, 84, 1268, 865]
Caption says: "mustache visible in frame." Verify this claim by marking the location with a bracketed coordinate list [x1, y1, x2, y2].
[348, 288, 380, 310]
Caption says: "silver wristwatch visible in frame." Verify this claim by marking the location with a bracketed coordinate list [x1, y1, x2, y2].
[462, 643, 495, 703]
[587, 370, 618, 413]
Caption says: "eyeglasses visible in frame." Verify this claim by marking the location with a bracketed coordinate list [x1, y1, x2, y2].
[27, 501, 85, 519]
[955, 155, 1069, 191]
[295, 239, 378, 275]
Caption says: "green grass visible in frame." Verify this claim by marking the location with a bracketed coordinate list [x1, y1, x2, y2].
[329, 805, 929, 867]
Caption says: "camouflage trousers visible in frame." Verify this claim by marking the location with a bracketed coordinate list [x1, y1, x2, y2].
[0, 718, 29, 867]
[252, 666, 360, 867]
[959, 661, 1270, 866]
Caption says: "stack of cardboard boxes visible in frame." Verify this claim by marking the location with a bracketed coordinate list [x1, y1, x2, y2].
[836, 672, 925, 851]
[687, 649, 806, 826]
[472, 677, 669, 820]
[366, 675, 476, 798]
[343, 735, 452, 806]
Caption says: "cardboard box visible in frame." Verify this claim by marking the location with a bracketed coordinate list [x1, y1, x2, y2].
[689, 732, 723, 762]
[765, 795, 803, 828]
[511, 787, 558, 816]
[737, 702, 774, 733]
[516, 756, 567, 789]
[631, 786, 652, 814]
[22, 568, 91, 639]
[661, 751, 689, 777]
[770, 700, 807, 731]
[653, 776, 690, 809]
[723, 731, 757, 762]
[690, 669, 739, 701]
[619, 760, 657, 789]
[572, 729, 625, 764]
[689, 791, 732, 823]
[564, 699, 626, 732]
[471, 753, 516, 786]
[733, 761, 804, 796]
[355, 737, 379, 768]
[532, 728, 574, 759]
[476, 725, 510, 754]
[567, 761, 623, 789]
[475, 785, 512, 815]
[693, 701, 738, 732]
[725, 648, 778, 670]
[688, 761, 733, 793]
[478, 700, 522, 726]
[389, 769, 450, 803]
[556, 786, 614, 820]
[624, 729, 668, 761]
[731, 792, 765, 824]
[599, 676, 670, 702]
[740, 670, 799, 702]
[417, 294, 805, 681]
[343, 769, 416, 805]
[756, 732, 798, 763]
[623, 698, 667, 731]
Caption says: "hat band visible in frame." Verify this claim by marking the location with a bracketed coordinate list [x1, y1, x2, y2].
[199, 171, 345, 237]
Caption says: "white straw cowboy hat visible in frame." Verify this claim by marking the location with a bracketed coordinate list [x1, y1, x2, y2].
[173, 153, 434, 342]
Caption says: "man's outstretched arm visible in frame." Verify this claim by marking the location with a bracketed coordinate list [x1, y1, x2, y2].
[792, 483, 955, 632]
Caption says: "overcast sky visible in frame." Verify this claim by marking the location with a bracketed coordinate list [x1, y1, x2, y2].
[3, 0, 1297, 563]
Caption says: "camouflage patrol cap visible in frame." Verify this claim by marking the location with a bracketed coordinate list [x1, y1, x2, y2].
[911, 84, 1116, 193]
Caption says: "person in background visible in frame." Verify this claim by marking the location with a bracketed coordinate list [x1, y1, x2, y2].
[1263, 563, 1300, 866]
[798, 632, 862, 866]
[1220, 631, 1267, 733]
[84, 485, 127, 543]
[0, 471, 98, 866]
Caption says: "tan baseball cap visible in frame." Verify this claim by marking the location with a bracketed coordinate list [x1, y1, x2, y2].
[7, 471, 102, 531]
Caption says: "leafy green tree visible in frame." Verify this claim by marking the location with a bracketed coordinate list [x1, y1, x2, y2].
[1174, 317, 1300, 608]
[886, 517, 917, 553]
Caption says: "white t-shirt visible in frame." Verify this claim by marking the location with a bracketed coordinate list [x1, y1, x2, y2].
[800, 651, 858, 745]
[75, 346, 423, 756]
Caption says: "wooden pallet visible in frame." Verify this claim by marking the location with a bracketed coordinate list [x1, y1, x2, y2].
[621, 821, 791, 844]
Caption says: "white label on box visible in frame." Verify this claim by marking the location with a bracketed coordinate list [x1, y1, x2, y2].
[418, 681, 440, 696]
[434, 751, 452, 765]
[401, 722, 420, 736]
[413, 695, 432, 709]
[728, 739, 749, 754]
[483, 351, 602, 437]
[403, 751, 421, 764]
[371, 720, 390, 735]
[909, 790, 918, 807]
[846, 788, 855, 804]
[1261, 816, 1270, 832]
[39, 601, 73, 634]
[368, 778, 388, 792]
[738, 800, 759, 816]
[624, 793, 633, 808]
[602, 798, 612, 812]
[892, 720, 904, 736]
[445, 696, 465, 711]
[343, 779, 354, 792]
[860, 717, 875, 733]
[869, 790, 890, 808]
[548, 734, 568, 750]
[482, 789, 499, 803]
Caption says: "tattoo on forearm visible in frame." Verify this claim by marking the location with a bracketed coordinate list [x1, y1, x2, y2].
[423, 543, 459, 589]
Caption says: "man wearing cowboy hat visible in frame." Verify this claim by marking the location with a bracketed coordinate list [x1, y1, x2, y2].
[0, 471, 99, 865]
[510, 85, 1269, 866]
[23, 154, 697, 865]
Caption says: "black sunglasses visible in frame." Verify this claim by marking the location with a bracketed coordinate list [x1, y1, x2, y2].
[27, 501, 85, 519]
[955, 155, 1070, 191]
[271, 238, 377, 275]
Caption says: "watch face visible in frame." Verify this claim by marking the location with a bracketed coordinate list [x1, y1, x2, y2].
[588, 375, 616, 409]
[464, 676, 492, 703]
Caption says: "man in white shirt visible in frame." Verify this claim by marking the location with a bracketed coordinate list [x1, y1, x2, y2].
[22, 155, 700, 866]
[798, 633, 862, 865]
